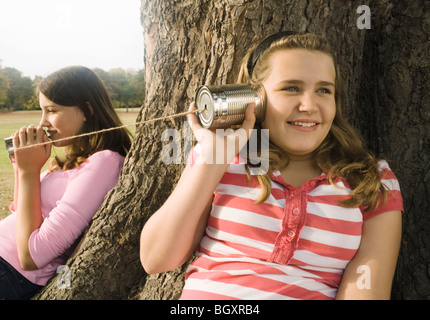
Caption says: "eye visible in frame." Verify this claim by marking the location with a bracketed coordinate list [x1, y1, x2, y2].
[282, 86, 299, 92]
[317, 88, 332, 94]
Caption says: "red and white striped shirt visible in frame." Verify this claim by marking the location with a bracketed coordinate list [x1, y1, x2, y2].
[180, 146, 403, 300]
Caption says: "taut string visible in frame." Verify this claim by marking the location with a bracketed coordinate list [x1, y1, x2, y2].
[13, 108, 203, 151]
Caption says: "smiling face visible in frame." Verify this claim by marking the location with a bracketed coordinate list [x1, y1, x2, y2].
[39, 92, 87, 147]
[261, 49, 336, 159]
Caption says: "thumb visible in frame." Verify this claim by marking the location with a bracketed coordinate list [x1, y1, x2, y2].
[239, 103, 256, 141]
[187, 101, 202, 133]
[241, 103, 256, 132]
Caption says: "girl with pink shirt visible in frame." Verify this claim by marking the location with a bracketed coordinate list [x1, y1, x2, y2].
[0, 66, 132, 299]
[140, 32, 403, 299]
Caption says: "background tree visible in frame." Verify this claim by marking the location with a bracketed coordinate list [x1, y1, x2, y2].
[2, 67, 33, 111]
[34, 0, 429, 300]
[129, 68, 146, 107]
[0, 62, 10, 108]
[93, 67, 118, 102]
[0, 66, 144, 111]
[93, 67, 145, 108]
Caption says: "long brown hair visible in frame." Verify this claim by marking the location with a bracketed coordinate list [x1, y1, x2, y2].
[238, 33, 386, 211]
[38, 66, 132, 171]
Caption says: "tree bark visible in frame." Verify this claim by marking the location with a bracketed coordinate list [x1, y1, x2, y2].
[33, 0, 429, 300]
[366, 2, 430, 300]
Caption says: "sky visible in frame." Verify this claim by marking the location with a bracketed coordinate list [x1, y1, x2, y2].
[0, 0, 144, 79]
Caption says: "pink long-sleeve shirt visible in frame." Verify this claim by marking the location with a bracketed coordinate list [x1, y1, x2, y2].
[0, 149, 124, 286]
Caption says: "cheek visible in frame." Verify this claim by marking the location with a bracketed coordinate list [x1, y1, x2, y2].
[323, 101, 336, 123]
[261, 111, 277, 130]
[54, 117, 82, 135]
[48, 115, 60, 128]
[67, 109, 86, 132]
[262, 100, 287, 128]
[321, 108, 336, 140]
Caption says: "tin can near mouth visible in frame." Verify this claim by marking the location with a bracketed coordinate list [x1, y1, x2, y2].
[4, 137, 15, 163]
[195, 84, 266, 129]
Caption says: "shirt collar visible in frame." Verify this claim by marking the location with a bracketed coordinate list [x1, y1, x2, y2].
[271, 170, 329, 191]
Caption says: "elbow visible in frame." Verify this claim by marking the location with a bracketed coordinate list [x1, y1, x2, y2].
[140, 246, 184, 275]
[140, 250, 190, 275]
[139, 247, 166, 275]
[140, 255, 162, 275]
[20, 263, 38, 271]
[18, 255, 39, 271]
[17, 249, 39, 271]
[141, 262, 160, 275]
[140, 228, 167, 274]
[139, 219, 191, 275]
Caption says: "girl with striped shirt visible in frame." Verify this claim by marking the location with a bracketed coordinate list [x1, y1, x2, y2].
[140, 32, 403, 299]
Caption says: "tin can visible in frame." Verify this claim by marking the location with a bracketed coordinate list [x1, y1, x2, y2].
[4, 137, 15, 163]
[195, 84, 266, 129]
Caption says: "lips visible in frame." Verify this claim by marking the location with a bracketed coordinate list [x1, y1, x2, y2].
[46, 130, 56, 139]
[289, 121, 318, 127]
[287, 119, 321, 131]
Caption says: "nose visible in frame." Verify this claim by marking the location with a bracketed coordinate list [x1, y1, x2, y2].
[39, 111, 50, 127]
[298, 92, 318, 113]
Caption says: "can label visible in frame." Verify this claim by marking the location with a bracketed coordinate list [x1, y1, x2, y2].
[195, 84, 266, 129]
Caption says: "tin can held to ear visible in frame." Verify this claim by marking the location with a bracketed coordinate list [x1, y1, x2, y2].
[4, 137, 15, 163]
[195, 84, 266, 129]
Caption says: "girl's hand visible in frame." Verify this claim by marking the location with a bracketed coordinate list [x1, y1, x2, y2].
[187, 101, 256, 165]
[13, 125, 52, 174]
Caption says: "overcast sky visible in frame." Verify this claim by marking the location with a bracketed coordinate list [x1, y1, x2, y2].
[0, 0, 144, 79]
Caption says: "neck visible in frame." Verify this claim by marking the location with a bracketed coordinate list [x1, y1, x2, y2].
[280, 154, 321, 188]
[286, 152, 315, 166]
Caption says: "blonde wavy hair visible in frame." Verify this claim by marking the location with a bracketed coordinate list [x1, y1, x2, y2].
[237, 33, 386, 211]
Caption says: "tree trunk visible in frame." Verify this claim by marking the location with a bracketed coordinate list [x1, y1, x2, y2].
[367, 2, 430, 300]
[33, 0, 429, 300]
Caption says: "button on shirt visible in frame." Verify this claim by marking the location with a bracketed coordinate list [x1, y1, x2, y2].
[181, 146, 404, 300]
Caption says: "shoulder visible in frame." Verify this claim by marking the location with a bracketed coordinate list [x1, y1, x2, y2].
[376, 159, 391, 173]
[362, 159, 404, 220]
[73, 150, 125, 175]
[62, 150, 125, 191]
[376, 159, 401, 192]
[88, 149, 124, 163]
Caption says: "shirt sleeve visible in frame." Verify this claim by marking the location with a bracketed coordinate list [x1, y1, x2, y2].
[28, 150, 124, 268]
[362, 160, 404, 221]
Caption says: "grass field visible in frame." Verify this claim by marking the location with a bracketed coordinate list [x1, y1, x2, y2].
[0, 109, 139, 219]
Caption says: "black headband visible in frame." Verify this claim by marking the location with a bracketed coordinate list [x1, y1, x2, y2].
[246, 31, 298, 78]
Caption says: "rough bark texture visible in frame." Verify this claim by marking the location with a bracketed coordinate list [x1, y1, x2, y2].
[368, 2, 430, 300]
[33, 0, 429, 300]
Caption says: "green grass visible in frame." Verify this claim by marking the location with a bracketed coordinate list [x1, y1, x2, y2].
[0, 109, 139, 219]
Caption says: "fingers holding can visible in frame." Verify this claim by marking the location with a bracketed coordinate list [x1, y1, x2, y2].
[187, 102, 203, 133]
[6, 125, 50, 165]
